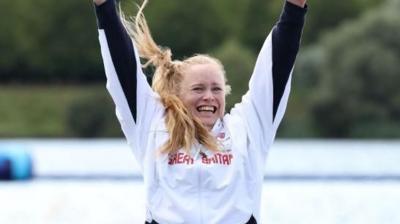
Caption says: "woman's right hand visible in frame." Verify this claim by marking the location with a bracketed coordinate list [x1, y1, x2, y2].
[93, 0, 107, 6]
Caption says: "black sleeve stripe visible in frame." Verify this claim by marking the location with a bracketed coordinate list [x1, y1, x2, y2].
[95, 0, 138, 122]
[271, 2, 307, 121]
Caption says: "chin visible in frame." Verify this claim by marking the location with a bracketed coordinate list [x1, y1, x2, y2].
[201, 120, 217, 129]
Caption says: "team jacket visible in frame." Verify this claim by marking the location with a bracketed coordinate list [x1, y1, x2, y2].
[94, 1, 306, 223]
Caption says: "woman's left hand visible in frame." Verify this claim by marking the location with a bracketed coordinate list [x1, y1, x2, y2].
[286, 0, 307, 8]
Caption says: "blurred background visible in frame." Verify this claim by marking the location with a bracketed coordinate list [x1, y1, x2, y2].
[1, 0, 400, 223]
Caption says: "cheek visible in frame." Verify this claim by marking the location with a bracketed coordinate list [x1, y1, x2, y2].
[181, 94, 199, 110]
[218, 95, 226, 114]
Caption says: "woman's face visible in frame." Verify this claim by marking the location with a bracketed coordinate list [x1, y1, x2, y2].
[179, 63, 226, 131]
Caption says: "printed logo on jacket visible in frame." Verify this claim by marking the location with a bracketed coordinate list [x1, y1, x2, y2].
[168, 151, 233, 166]
[168, 131, 233, 166]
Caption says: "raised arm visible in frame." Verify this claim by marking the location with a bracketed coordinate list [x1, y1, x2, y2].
[230, 0, 307, 151]
[93, 0, 161, 163]
[271, 0, 307, 120]
[94, 0, 140, 122]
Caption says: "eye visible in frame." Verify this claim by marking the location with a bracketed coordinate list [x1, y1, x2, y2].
[192, 87, 204, 93]
[212, 87, 223, 92]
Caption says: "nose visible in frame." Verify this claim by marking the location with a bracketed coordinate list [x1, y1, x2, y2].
[202, 89, 214, 101]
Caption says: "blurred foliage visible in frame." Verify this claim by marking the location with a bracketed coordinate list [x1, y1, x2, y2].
[0, 0, 103, 83]
[212, 40, 256, 110]
[140, 0, 231, 59]
[301, 0, 385, 45]
[295, 0, 400, 138]
[1, 0, 398, 138]
[66, 93, 122, 137]
[0, 0, 384, 83]
[0, 85, 110, 137]
[0, 85, 122, 138]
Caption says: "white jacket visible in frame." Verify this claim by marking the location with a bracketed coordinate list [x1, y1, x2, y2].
[95, 1, 307, 223]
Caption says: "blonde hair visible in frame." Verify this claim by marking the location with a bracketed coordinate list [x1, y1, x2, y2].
[120, 0, 230, 154]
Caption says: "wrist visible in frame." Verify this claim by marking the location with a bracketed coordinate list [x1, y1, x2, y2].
[286, 0, 306, 8]
[94, 0, 107, 6]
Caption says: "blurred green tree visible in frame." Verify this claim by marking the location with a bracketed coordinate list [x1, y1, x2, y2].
[134, 0, 230, 59]
[302, 0, 385, 44]
[2, 0, 397, 138]
[240, 0, 282, 52]
[304, 0, 400, 138]
[240, 0, 385, 52]
[66, 93, 122, 137]
[0, 0, 103, 83]
[0, 0, 385, 83]
[212, 40, 256, 110]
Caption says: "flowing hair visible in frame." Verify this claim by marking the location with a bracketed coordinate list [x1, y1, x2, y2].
[120, 0, 230, 154]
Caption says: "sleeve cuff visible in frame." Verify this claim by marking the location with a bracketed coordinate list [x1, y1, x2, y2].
[94, 0, 117, 29]
[283, 1, 308, 22]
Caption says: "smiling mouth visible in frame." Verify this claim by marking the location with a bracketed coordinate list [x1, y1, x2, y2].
[197, 105, 217, 113]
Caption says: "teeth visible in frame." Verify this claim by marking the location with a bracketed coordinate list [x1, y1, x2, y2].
[198, 106, 215, 112]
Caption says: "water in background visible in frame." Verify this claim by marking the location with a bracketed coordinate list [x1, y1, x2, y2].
[1, 139, 400, 224]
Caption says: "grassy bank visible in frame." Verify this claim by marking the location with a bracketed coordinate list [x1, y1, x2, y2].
[0, 85, 116, 137]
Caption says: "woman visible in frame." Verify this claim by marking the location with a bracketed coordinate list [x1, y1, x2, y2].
[92, 0, 307, 223]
